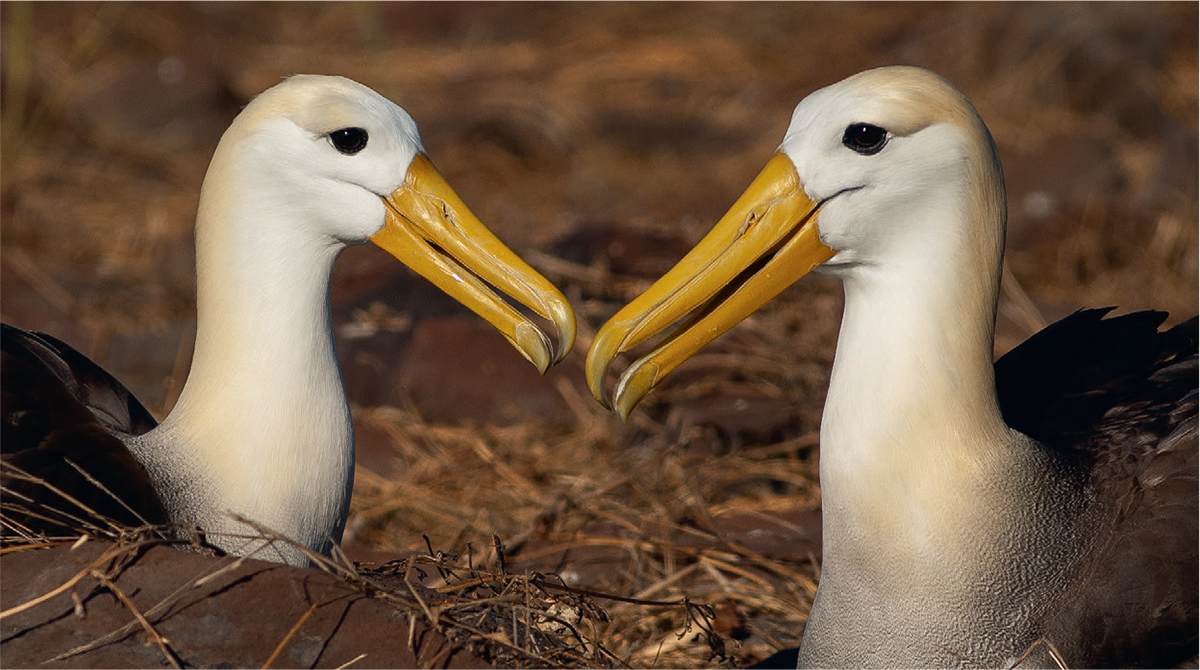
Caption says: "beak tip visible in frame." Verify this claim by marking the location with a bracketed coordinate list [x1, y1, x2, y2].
[514, 322, 553, 374]
[611, 363, 655, 423]
[553, 309, 578, 366]
[586, 378, 612, 410]
[615, 403, 633, 423]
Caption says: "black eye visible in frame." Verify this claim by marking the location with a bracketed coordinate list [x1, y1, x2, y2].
[329, 127, 368, 155]
[842, 123, 889, 155]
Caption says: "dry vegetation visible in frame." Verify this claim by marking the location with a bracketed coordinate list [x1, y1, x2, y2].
[1, 3, 1196, 667]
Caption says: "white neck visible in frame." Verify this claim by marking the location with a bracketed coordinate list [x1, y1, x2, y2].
[819, 225, 1009, 555]
[126, 160, 355, 566]
[801, 175, 1092, 666]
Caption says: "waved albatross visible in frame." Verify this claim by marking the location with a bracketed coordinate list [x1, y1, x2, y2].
[586, 66, 1197, 668]
[2, 75, 575, 568]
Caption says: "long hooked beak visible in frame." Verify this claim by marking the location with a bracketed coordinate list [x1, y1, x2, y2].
[586, 153, 834, 418]
[371, 154, 576, 372]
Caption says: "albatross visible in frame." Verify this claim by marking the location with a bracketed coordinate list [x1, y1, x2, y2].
[1, 75, 575, 568]
[586, 66, 1197, 668]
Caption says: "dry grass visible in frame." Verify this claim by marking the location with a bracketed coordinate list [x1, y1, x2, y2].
[0, 520, 621, 668]
[1, 3, 1196, 667]
[346, 399, 823, 666]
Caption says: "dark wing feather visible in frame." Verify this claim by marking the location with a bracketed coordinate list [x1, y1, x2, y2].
[996, 309, 1198, 668]
[996, 308, 1178, 442]
[1, 323, 166, 533]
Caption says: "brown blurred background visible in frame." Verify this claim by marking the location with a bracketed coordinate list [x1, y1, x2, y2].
[1, 3, 1196, 666]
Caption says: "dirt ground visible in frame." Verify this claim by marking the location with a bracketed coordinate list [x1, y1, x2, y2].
[1, 3, 1197, 667]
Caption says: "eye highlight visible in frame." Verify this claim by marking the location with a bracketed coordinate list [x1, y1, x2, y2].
[842, 123, 889, 155]
[329, 127, 369, 155]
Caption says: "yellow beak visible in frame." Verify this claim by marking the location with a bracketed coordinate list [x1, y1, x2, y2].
[371, 154, 575, 372]
[586, 152, 834, 419]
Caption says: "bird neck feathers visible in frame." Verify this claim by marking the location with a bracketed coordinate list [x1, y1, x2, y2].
[124, 158, 356, 565]
[818, 156, 1015, 551]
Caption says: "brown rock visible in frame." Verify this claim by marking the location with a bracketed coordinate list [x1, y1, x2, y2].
[1, 542, 490, 669]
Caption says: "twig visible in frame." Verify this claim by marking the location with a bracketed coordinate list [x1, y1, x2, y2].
[402, 560, 441, 630]
[91, 570, 183, 669]
[262, 603, 317, 669]
[0, 555, 95, 620]
[64, 458, 155, 527]
[335, 652, 368, 669]
[493, 532, 506, 573]
[1, 462, 119, 534]
[1009, 637, 1069, 669]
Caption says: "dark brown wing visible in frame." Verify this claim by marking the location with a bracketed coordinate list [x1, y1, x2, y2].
[1, 323, 167, 534]
[995, 309, 1199, 668]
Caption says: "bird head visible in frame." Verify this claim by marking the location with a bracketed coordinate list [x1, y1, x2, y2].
[586, 66, 1005, 417]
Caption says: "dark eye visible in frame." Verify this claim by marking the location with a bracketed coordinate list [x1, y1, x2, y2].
[329, 127, 368, 155]
[842, 123, 889, 155]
